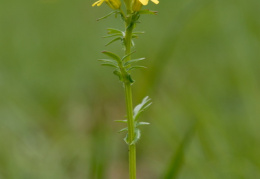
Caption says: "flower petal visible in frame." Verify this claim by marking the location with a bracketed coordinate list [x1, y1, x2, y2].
[138, 0, 148, 5]
[92, 0, 100, 6]
[92, 0, 105, 7]
[97, 0, 105, 6]
[151, 0, 159, 4]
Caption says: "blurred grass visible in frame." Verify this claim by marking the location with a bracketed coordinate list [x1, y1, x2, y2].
[163, 122, 197, 179]
[1, 0, 260, 178]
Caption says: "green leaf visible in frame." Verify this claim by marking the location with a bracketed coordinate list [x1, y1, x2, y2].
[124, 133, 129, 144]
[127, 74, 135, 83]
[107, 28, 124, 35]
[102, 51, 121, 63]
[97, 11, 116, 21]
[101, 63, 118, 68]
[130, 128, 141, 145]
[131, 12, 141, 23]
[102, 34, 122, 38]
[127, 66, 147, 72]
[121, 51, 136, 61]
[114, 120, 128, 123]
[133, 31, 145, 34]
[136, 122, 150, 127]
[139, 9, 158, 15]
[133, 96, 152, 121]
[98, 59, 118, 65]
[105, 37, 122, 46]
[118, 11, 126, 21]
[114, 11, 119, 18]
[118, 127, 128, 133]
[124, 58, 145, 66]
[113, 70, 123, 81]
[132, 34, 138, 39]
[131, 40, 135, 47]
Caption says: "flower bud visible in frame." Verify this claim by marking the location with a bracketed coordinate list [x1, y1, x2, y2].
[106, 0, 121, 10]
[132, 0, 142, 12]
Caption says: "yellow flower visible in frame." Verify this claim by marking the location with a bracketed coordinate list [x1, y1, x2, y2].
[92, 0, 121, 9]
[132, 0, 142, 11]
[138, 0, 159, 5]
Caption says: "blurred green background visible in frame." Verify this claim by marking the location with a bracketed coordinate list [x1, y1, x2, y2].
[1, 0, 260, 178]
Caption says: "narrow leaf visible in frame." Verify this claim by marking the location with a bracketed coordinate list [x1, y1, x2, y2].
[118, 127, 128, 133]
[114, 120, 128, 123]
[132, 34, 138, 39]
[124, 58, 145, 66]
[127, 66, 147, 72]
[121, 51, 136, 61]
[102, 34, 121, 38]
[102, 51, 121, 63]
[131, 40, 135, 47]
[133, 31, 145, 34]
[139, 9, 158, 15]
[105, 37, 122, 46]
[98, 59, 118, 65]
[107, 28, 124, 35]
[97, 11, 115, 21]
[127, 74, 135, 83]
[136, 122, 150, 127]
[113, 70, 123, 81]
[101, 63, 118, 68]
[124, 133, 129, 145]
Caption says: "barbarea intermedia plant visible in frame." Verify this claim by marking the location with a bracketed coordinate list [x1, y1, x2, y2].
[92, 0, 159, 178]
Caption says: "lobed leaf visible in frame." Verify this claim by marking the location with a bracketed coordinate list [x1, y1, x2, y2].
[130, 128, 141, 145]
[133, 96, 152, 121]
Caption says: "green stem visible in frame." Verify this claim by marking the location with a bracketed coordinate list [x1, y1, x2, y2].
[124, 15, 136, 179]
[124, 82, 136, 179]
